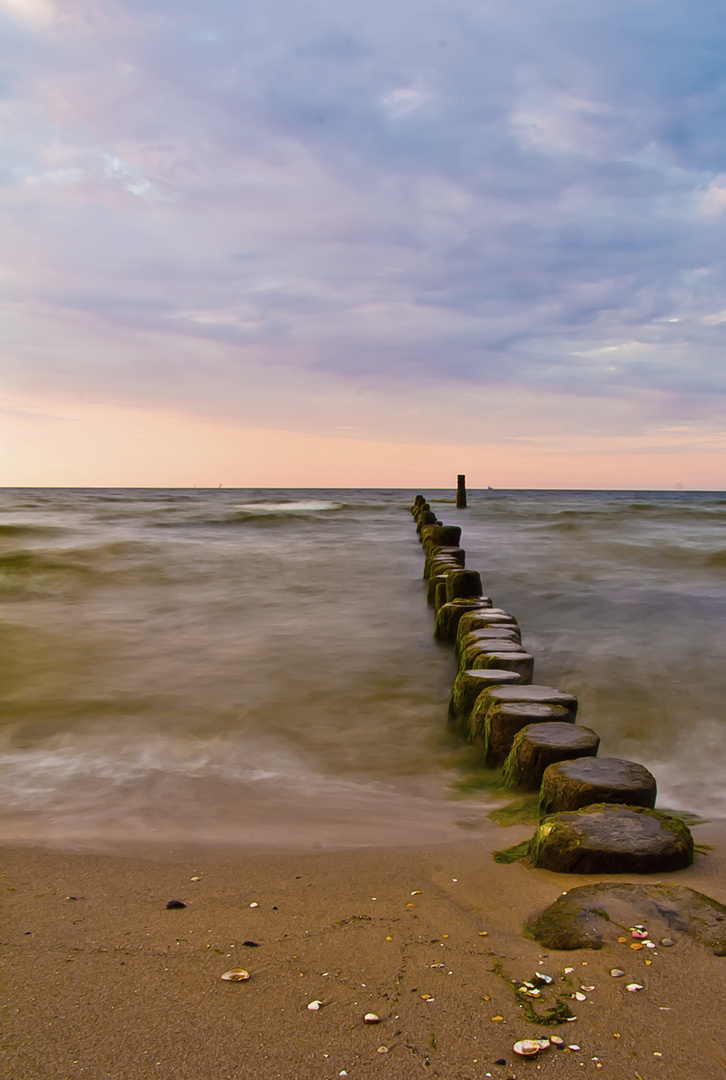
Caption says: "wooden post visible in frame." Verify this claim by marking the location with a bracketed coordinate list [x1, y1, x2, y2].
[456, 474, 467, 509]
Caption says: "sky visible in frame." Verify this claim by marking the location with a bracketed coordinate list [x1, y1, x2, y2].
[1, 0, 725, 488]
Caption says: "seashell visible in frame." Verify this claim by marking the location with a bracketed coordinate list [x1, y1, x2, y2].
[165, 899, 186, 909]
[411, 890, 422, 895]
[644, 940, 656, 949]
[364, 1013, 380, 1024]
[535, 972, 553, 984]
[249, 902, 258, 908]
[478, 930, 488, 936]
[564, 967, 575, 974]
[630, 943, 643, 950]
[491, 1015, 504, 1022]
[527, 989, 541, 997]
[618, 936, 628, 943]
[581, 985, 595, 992]
[430, 963, 445, 969]
[626, 983, 644, 992]
[190, 876, 200, 882]
[550, 1036, 565, 1047]
[660, 937, 676, 947]
[610, 969, 625, 978]
[307, 1000, 323, 1011]
[632, 929, 648, 939]
[220, 968, 249, 981]
[513, 1039, 550, 1057]
[377, 1046, 388, 1054]
[522, 981, 535, 988]
[568, 1044, 581, 1051]
[574, 992, 587, 1001]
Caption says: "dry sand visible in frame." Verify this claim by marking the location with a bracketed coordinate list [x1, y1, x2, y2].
[3, 820, 726, 1080]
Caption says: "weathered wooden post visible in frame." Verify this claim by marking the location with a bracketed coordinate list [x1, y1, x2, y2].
[456, 474, 467, 508]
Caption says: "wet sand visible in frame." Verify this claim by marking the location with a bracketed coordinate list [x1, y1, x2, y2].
[3, 822, 726, 1079]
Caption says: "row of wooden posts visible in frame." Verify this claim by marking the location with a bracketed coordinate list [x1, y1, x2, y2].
[410, 492, 696, 874]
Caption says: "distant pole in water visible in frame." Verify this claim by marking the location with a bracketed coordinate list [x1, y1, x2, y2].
[456, 474, 467, 509]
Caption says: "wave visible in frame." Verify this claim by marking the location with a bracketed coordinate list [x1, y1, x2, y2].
[232, 500, 345, 514]
[0, 523, 62, 538]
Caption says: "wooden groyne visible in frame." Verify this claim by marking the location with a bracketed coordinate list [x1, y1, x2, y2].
[410, 492, 695, 875]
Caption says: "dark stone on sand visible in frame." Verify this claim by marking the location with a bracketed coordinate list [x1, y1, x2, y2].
[427, 574, 448, 605]
[445, 569, 483, 601]
[458, 637, 525, 671]
[472, 649, 534, 682]
[423, 548, 465, 577]
[539, 757, 657, 817]
[434, 580, 449, 614]
[530, 804, 694, 874]
[472, 701, 573, 763]
[434, 598, 493, 641]
[502, 723, 600, 790]
[429, 557, 461, 578]
[476, 683, 578, 720]
[421, 525, 462, 548]
[448, 669, 523, 727]
[166, 899, 186, 909]
[528, 881, 725, 951]
[469, 686, 578, 758]
[457, 625, 521, 656]
[242, 940, 260, 947]
[455, 610, 519, 645]
[416, 511, 438, 533]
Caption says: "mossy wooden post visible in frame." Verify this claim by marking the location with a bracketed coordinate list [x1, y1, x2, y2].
[456, 474, 467, 509]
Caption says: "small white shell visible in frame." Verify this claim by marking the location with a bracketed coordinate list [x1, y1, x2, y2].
[564, 966, 575, 974]
[220, 968, 250, 981]
[626, 983, 644, 992]
[377, 1046, 389, 1054]
[568, 1044, 581, 1051]
[513, 1039, 550, 1057]
[581, 985, 595, 992]
[550, 1036, 565, 1046]
[610, 969, 625, 978]
[364, 1013, 380, 1024]
[535, 972, 553, 984]
[574, 992, 587, 1001]
[307, 1000, 323, 1011]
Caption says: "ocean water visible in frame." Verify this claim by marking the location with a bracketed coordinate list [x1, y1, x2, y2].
[0, 487, 724, 850]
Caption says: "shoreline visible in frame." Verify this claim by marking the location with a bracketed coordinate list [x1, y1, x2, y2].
[4, 825, 726, 1079]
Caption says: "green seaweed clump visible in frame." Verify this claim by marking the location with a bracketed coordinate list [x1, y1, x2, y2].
[492, 838, 532, 864]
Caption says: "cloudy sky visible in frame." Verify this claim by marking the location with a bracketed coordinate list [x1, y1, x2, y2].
[1, 0, 725, 487]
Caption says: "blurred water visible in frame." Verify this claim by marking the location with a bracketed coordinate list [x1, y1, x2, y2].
[0, 487, 724, 849]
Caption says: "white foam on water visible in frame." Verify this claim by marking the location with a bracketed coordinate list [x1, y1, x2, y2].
[233, 501, 344, 513]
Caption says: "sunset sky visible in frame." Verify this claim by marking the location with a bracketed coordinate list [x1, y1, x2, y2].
[1, 0, 725, 488]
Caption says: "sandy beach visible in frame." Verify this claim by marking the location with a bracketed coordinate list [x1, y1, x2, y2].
[3, 820, 726, 1080]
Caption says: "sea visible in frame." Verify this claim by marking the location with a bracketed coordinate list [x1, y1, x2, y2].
[0, 488, 724, 852]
